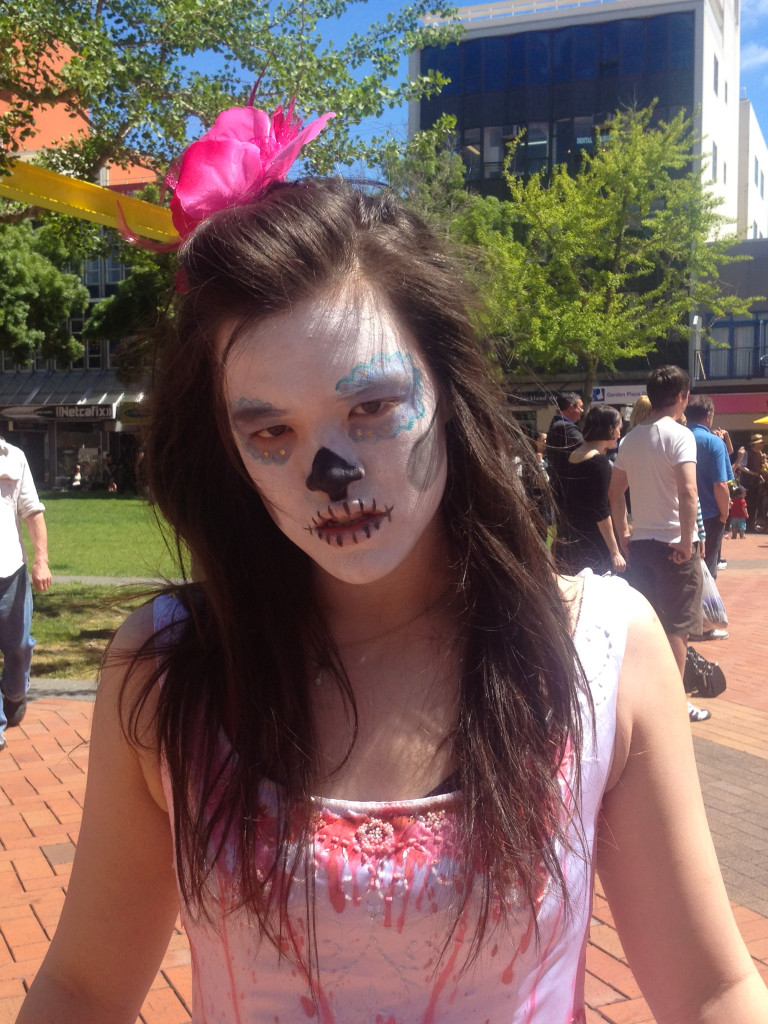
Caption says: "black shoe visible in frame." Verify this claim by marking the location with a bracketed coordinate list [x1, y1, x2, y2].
[3, 697, 27, 728]
[688, 701, 712, 722]
[0, 737, 6, 752]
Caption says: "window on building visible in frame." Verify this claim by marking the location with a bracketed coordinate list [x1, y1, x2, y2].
[2, 351, 17, 372]
[712, 142, 717, 181]
[552, 27, 572, 83]
[463, 39, 481, 94]
[599, 21, 619, 77]
[84, 258, 100, 285]
[668, 12, 694, 69]
[646, 16, 668, 73]
[87, 341, 102, 370]
[723, 162, 727, 185]
[713, 54, 719, 95]
[527, 122, 550, 174]
[460, 127, 482, 181]
[34, 351, 48, 372]
[756, 156, 760, 186]
[762, 171, 765, 198]
[572, 24, 597, 80]
[528, 32, 550, 85]
[421, 44, 461, 95]
[724, 81, 728, 103]
[507, 34, 526, 88]
[621, 19, 644, 75]
[483, 36, 506, 91]
[483, 126, 505, 178]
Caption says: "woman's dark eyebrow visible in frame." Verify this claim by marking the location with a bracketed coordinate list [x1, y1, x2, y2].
[230, 402, 286, 430]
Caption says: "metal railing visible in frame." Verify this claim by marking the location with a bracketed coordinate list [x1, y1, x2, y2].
[423, 0, 625, 26]
[424, 0, 725, 28]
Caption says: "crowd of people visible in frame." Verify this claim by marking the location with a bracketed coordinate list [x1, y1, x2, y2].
[544, 372, 766, 723]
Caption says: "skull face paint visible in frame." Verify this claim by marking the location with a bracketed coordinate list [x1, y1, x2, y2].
[222, 288, 448, 586]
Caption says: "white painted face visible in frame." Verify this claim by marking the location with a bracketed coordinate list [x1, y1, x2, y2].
[222, 288, 448, 586]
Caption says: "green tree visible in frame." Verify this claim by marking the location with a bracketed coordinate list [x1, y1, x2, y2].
[0, 220, 89, 363]
[451, 106, 760, 401]
[1, 0, 461, 186]
[381, 114, 472, 237]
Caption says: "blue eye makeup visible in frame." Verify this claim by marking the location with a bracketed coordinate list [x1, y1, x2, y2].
[335, 351, 425, 442]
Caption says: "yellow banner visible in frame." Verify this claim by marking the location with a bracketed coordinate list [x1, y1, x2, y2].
[0, 160, 178, 242]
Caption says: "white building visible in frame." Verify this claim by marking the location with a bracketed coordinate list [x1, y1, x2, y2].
[739, 97, 768, 239]
[414, 0, 768, 238]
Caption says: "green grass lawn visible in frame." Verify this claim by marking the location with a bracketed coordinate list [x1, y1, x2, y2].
[30, 584, 147, 681]
[25, 491, 186, 579]
[17, 492, 188, 679]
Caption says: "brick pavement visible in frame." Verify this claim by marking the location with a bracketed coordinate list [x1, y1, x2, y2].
[0, 536, 765, 1022]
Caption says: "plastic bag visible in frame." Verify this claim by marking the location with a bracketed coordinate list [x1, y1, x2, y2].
[701, 560, 728, 626]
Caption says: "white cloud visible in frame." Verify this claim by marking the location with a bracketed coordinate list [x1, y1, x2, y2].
[741, 42, 768, 71]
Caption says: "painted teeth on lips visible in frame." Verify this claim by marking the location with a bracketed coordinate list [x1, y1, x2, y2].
[305, 500, 394, 547]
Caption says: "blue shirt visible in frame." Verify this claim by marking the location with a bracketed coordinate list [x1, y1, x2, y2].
[689, 423, 731, 519]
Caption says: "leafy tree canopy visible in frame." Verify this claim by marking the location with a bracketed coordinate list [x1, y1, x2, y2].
[447, 106, 761, 400]
[1, 0, 461, 183]
[0, 220, 89, 363]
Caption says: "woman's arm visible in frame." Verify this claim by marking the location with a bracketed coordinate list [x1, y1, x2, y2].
[595, 516, 626, 572]
[16, 604, 180, 1024]
[598, 590, 768, 1023]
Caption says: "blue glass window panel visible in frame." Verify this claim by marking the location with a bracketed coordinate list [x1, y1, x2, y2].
[573, 24, 597, 80]
[621, 19, 644, 75]
[464, 39, 482, 94]
[422, 44, 461, 95]
[600, 21, 620, 78]
[528, 32, 550, 85]
[668, 13, 694, 69]
[552, 27, 572, 84]
[483, 36, 506, 90]
[508, 35, 526, 88]
[645, 17, 667, 72]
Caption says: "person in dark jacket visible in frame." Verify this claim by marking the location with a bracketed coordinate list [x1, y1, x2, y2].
[545, 392, 584, 508]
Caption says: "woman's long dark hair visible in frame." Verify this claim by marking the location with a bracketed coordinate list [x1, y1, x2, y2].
[126, 179, 586, 968]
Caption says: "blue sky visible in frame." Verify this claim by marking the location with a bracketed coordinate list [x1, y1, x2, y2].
[338, 0, 768, 152]
[741, 0, 768, 140]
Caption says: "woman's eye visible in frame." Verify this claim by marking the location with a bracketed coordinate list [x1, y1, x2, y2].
[351, 399, 395, 416]
[255, 425, 289, 439]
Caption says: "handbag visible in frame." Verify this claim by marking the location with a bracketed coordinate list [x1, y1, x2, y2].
[701, 560, 728, 626]
[684, 647, 726, 699]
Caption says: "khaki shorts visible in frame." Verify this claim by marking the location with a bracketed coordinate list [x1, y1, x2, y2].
[627, 539, 703, 637]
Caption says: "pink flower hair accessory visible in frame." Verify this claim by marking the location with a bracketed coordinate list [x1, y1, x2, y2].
[118, 98, 335, 249]
[168, 99, 336, 239]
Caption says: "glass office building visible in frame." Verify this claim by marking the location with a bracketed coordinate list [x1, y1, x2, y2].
[419, 12, 695, 195]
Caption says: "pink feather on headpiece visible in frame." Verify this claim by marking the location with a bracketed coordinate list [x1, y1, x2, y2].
[121, 99, 336, 247]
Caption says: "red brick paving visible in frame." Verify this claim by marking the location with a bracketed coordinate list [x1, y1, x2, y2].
[0, 537, 766, 1022]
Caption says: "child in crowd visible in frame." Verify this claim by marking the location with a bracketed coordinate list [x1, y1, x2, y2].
[730, 485, 749, 538]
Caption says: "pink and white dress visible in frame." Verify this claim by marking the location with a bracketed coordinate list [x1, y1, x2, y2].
[156, 570, 629, 1023]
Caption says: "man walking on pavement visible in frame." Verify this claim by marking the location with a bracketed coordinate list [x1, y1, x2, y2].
[608, 366, 710, 722]
[0, 436, 52, 752]
[684, 395, 731, 641]
[545, 391, 584, 508]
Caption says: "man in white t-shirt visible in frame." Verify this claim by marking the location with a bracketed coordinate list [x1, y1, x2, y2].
[609, 367, 707, 723]
[0, 437, 52, 751]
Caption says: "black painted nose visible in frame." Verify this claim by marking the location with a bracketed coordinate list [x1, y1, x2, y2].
[306, 447, 363, 503]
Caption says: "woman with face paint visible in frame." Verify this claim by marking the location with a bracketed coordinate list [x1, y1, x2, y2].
[17, 105, 768, 1024]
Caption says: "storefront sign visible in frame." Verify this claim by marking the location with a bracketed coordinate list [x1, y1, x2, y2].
[1, 404, 115, 420]
[591, 385, 647, 403]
